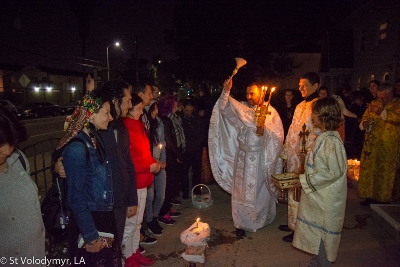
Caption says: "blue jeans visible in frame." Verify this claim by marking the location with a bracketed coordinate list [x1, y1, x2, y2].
[146, 168, 166, 222]
[310, 240, 332, 267]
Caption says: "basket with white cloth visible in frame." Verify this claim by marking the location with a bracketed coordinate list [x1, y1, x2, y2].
[191, 184, 213, 209]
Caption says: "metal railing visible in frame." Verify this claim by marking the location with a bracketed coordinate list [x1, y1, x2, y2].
[22, 137, 61, 200]
[22, 137, 68, 266]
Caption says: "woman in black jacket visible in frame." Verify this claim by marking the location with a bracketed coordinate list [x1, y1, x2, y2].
[157, 95, 185, 225]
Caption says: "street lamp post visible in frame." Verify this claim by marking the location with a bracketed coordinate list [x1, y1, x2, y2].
[107, 42, 120, 81]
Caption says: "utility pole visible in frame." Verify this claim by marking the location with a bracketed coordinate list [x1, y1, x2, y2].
[135, 35, 139, 83]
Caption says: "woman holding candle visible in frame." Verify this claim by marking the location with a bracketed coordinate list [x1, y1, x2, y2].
[123, 94, 159, 266]
[144, 100, 168, 236]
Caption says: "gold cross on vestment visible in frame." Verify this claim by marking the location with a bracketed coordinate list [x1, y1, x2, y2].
[299, 123, 309, 153]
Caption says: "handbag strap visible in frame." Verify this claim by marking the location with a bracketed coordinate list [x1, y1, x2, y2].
[15, 149, 27, 172]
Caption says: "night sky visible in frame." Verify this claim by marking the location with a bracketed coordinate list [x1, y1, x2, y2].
[0, 0, 176, 70]
[0, 0, 367, 72]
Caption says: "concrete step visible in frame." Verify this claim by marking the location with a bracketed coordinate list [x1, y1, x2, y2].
[370, 204, 400, 241]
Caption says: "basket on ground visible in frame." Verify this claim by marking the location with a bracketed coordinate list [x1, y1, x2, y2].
[271, 172, 299, 189]
[192, 184, 213, 209]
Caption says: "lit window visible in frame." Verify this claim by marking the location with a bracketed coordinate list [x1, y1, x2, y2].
[383, 72, 390, 81]
[379, 22, 387, 40]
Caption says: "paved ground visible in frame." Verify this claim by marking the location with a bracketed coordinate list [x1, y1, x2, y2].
[141, 183, 400, 267]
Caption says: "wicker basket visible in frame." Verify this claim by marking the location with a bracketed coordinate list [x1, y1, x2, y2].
[271, 172, 299, 189]
[192, 184, 213, 209]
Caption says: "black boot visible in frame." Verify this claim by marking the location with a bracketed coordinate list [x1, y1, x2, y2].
[148, 218, 163, 236]
[278, 224, 292, 232]
[282, 231, 294, 242]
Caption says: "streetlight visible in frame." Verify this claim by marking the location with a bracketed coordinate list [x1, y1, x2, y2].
[107, 42, 120, 81]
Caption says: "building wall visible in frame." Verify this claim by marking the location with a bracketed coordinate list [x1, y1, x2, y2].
[320, 69, 355, 93]
[349, 0, 400, 89]
[2, 66, 83, 106]
[320, 0, 400, 91]
[276, 53, 321, 90]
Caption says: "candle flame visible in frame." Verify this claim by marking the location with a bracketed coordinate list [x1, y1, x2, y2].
[159, 144, 162, 149]
[196, 218, 200, 222]
[271, 87, 276, 92]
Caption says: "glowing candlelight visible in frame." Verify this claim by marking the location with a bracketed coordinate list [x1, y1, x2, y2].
[157, 144, 163, 161]
[196, 218, 200, 228]
[200, 186, 203, 195]
[266, 87, 275, 108]
[258, 86, 268, 107]
[353, 159, 360, 181]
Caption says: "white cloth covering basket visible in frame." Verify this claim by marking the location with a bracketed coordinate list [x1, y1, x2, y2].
[191, 184, 213, 209]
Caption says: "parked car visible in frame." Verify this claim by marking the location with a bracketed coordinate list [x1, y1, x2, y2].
[19, 101, 61, 118]
[0, 100, 18, 117]
[60, 100, 79, 115]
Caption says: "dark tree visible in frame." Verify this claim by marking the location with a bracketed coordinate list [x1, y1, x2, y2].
[69, 0, 97, 95]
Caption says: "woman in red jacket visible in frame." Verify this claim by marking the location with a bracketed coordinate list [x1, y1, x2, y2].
[122, 94, 160, 267]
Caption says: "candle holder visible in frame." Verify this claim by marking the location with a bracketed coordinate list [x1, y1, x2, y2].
[254, 87, 275, 136]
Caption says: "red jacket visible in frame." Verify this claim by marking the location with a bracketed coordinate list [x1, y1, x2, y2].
[123, 118, 155, 189]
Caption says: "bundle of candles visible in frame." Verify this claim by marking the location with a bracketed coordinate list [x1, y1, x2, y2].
[254, 87, 275, 136]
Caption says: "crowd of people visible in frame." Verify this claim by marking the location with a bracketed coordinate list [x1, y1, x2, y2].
[1, 71, 400, 267]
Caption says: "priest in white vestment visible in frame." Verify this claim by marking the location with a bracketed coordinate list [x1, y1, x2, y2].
[208, 78, 283, 236]
[280, 72, 320, 242]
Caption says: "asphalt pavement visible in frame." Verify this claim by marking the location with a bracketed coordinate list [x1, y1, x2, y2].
[141, 182, 400, 267]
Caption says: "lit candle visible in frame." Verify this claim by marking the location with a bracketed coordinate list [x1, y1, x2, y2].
[265, 87, 275, 110]
[353, 159, 360, 181]
[157, 144, 163, 161]
[257, 86, 268, 107]
[196, 218, 200, 228]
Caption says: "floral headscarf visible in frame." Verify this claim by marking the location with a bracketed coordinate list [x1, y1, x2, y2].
[57, 93, 103, 150]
